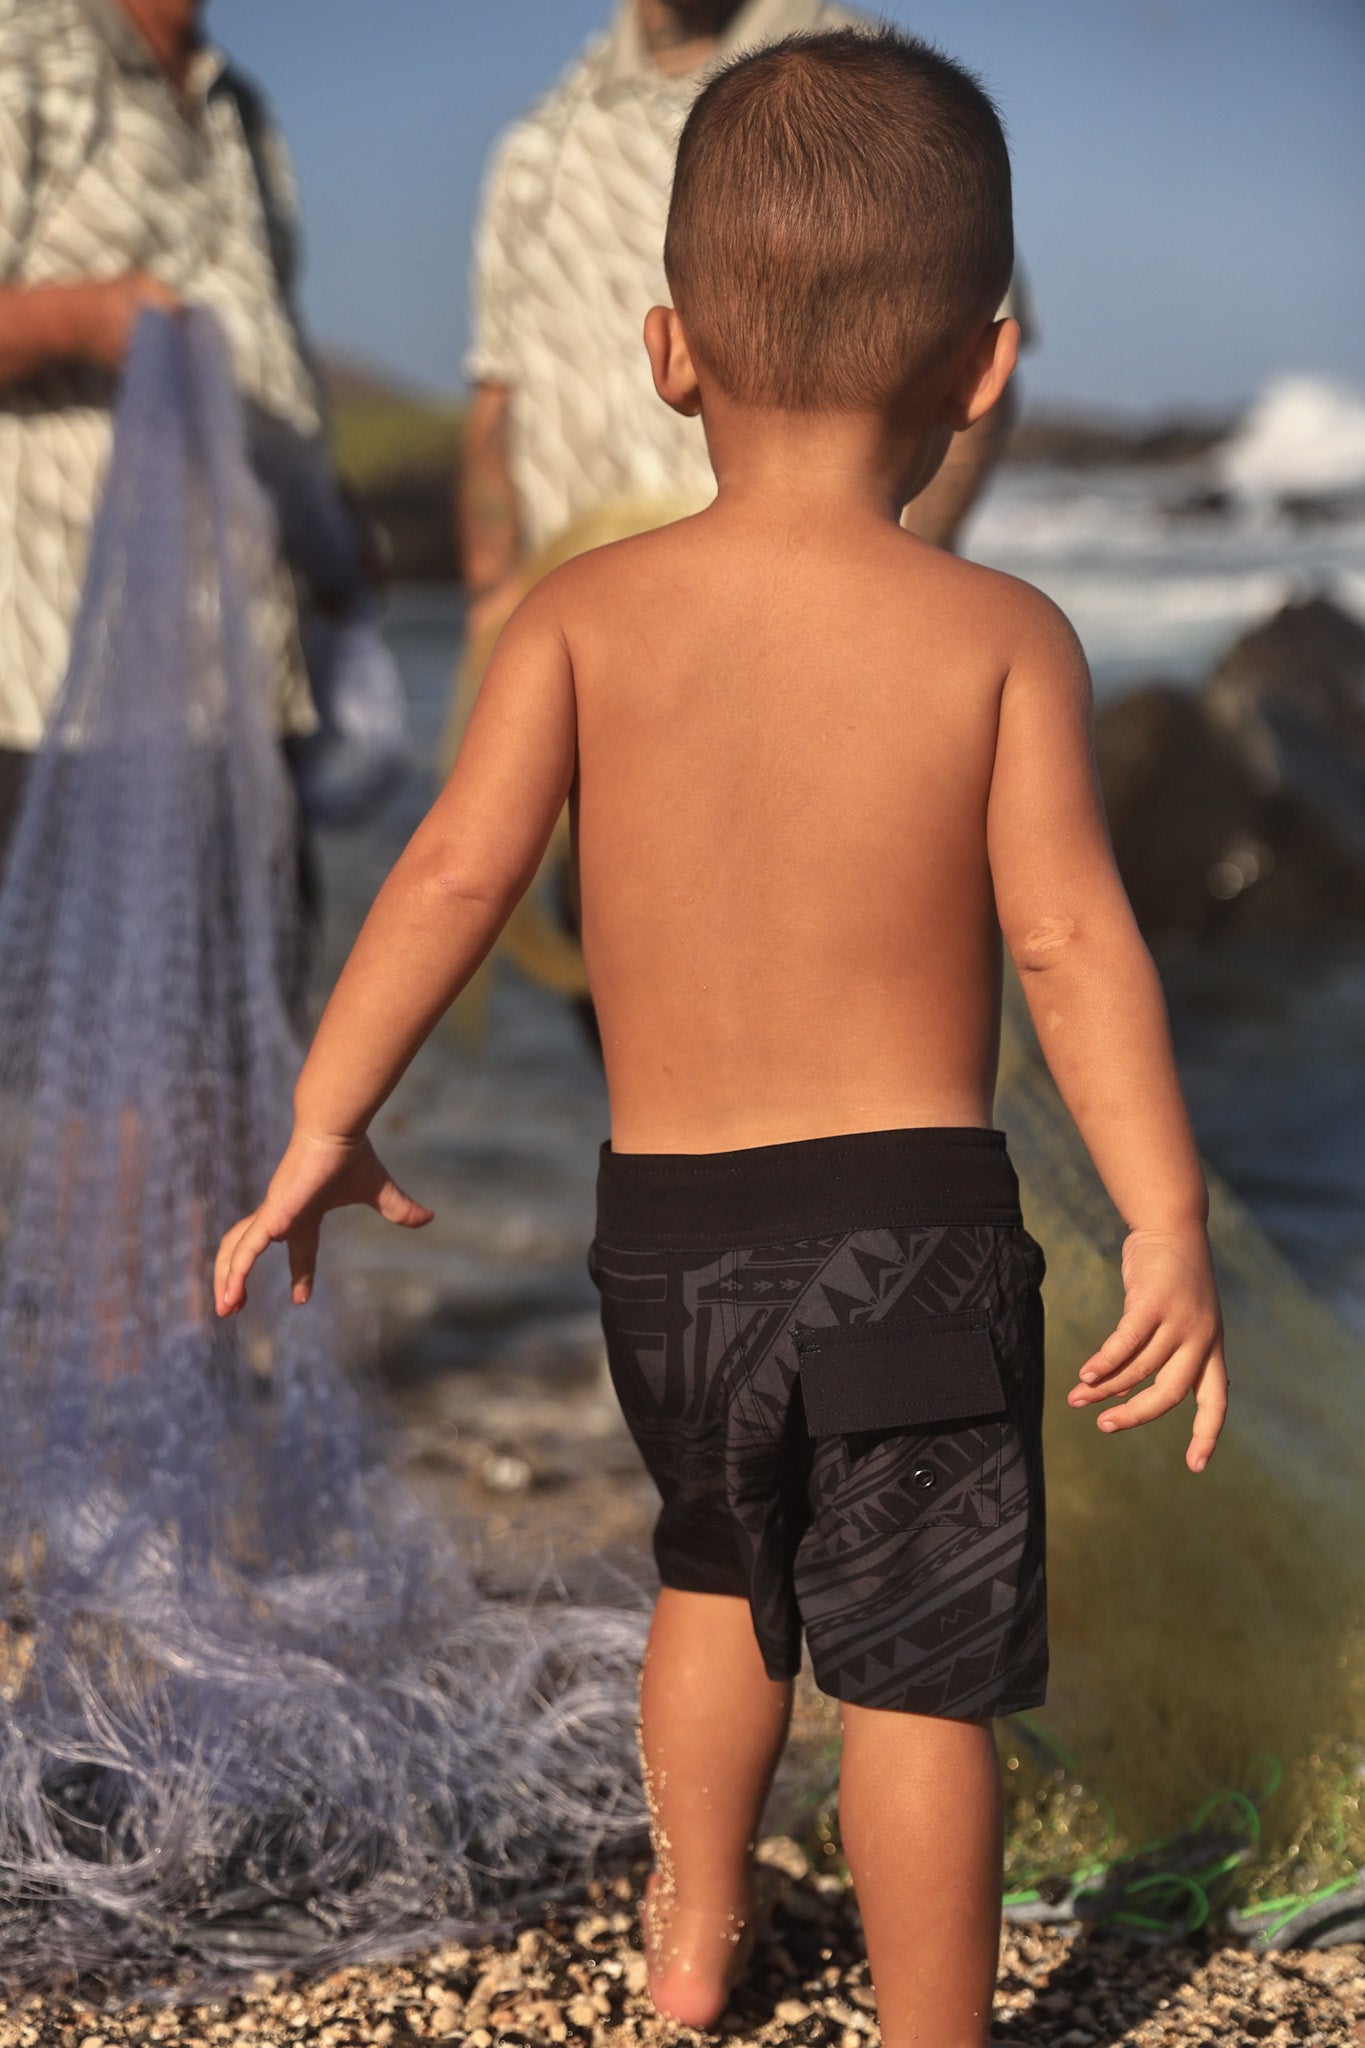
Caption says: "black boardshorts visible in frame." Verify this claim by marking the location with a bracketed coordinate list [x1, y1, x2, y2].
[590, 1127, 1048, 1720]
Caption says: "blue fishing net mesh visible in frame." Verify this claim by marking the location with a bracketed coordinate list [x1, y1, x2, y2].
[0, 312, 647, 1986]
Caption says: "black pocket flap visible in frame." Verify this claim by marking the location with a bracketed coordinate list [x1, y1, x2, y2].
[795, 1315, 1007, 1436]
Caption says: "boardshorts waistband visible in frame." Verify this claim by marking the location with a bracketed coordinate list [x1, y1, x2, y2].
[595, 1125, 1024, 1247]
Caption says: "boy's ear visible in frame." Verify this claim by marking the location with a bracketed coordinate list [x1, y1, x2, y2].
[644, 305, 703, 417]
[944, 317, 1019, 432]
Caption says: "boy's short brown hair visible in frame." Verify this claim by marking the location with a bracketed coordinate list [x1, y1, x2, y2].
[664, 27, 1013, 412]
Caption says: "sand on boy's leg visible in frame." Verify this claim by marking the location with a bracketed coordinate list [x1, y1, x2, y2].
[637, 1585, 1004, 2047]
[637, 1587, 792, 2028]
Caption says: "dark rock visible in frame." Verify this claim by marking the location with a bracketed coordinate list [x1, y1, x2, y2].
[355, 468, 459, 584]
[1205, 595, 1365, 866]
[1278, 489, 1365, 528]
[1094, 687, 1266, 936]
[1007, 411, 1230, 470]
[1163, 487, 1235, 522]
[1095, 597, 1365, 934]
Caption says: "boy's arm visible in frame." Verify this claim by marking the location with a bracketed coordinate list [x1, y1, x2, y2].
[215, 582, 577, 1313]
[986, 596, 1227, 1471]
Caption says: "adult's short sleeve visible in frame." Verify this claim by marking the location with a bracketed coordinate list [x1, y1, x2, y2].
[463, 122, 542, 388]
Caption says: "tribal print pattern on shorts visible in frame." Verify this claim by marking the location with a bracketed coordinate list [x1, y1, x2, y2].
[592, 1222, 1047, 1718]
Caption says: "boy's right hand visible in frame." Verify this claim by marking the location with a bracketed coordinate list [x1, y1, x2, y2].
[1067, 1226, 1229, 1473]
[214, 1128, 433, 1317]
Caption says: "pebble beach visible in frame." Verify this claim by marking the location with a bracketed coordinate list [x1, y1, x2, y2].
[2, 1843, 1361, 2047]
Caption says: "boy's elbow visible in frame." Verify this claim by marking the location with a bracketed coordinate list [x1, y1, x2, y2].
[418, 861, 514, 920]
[1007, 903, 1156, 988]
[1009, 915, 1083, 976]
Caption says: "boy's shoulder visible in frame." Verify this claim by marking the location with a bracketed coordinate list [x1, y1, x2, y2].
[517, 514, 711, 616]
[488, 520, 700, 663]
[906, 539, 1087, 667]
[557, 513, 710, 580]
[896, 531, 1063, 617]
[514, 519, 1084, 681]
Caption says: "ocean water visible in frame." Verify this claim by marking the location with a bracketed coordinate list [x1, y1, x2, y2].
[964, 462, 1365, 698]
[324, 452, 1365, 1364]
[966, 374, 1365, 698]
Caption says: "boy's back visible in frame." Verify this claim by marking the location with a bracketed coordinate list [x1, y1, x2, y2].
[565, 510, 1023, 1150]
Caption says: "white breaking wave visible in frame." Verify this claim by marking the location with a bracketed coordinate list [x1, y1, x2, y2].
[1221, 375, 1365, 501]
[965, 419, 1365, 691]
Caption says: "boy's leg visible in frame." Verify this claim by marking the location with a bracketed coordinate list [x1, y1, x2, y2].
[840, 1703, 1002, 2048]
[638, 1586, 793, 2027]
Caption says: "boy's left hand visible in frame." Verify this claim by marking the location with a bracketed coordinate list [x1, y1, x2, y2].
[214, 1128, 433, 1316]
[1067, 1224, 1229, 1472]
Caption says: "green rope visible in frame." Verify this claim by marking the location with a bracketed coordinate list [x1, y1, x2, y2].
[824, 1722, 1357, 1941]
[999, 1736, 1361, 1940]
[1245, 1874, 1360, 1939]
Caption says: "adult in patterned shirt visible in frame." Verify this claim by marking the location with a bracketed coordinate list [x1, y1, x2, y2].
[0, 0, 348, 871]
[460, 0, 1034, 638]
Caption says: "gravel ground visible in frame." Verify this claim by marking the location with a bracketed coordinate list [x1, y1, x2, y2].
[2, 1840, 1361, 2048]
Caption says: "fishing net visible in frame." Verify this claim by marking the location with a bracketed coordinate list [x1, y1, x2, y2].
[997, 996, 1365, 1931]
[459, 501, 1365, 1933]
[0, 311, 647, 1989]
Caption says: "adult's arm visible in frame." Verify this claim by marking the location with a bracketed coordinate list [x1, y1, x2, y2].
[900, 380, 1017, 551]
[0, 273, 180, 386]
[0, 54, 179, 387]
[458, 111, 539, 627]
[458, 379, 524, 623]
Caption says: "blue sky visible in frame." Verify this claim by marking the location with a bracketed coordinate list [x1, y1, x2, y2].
[218, 0, 1363, 414]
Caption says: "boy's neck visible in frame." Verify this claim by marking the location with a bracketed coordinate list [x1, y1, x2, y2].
[701, 400, 944, 528]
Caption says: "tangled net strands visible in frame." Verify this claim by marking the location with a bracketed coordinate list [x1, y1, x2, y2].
[0, 312, 648, 1990]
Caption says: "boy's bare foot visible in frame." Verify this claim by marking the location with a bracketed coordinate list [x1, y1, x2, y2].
[640, 1870, 756, 2029]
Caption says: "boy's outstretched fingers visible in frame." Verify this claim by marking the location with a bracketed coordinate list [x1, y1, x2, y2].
[1070, 1305, 1161, 1398]
[288, 1219, 322, 1306]
[284, 1185, 434, 1305]
[370, 1177, 434, 1229]
[215, 1210, 278, 1316]
[212, 1135, 434, 1319]
[1090, 1342, 1229, 1471]
[1187, 1352, 1230, 1473]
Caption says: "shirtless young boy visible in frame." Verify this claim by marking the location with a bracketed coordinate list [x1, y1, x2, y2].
[216, 28, 1228, 2048]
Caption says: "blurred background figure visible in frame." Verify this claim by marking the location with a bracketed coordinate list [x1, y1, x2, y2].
[453, 0, 1032, 1017]
[459, 0, 1034, 640]
[0, 0, 383, 889]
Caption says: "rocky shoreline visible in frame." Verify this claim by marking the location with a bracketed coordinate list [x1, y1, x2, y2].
[2, 1845, 1361, 2046]
[1094, 596, 1365, 937]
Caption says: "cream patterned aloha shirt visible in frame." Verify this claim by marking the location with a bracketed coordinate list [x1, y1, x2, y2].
[466, 0, 1032, 556]
[0, 0, 322, 749]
